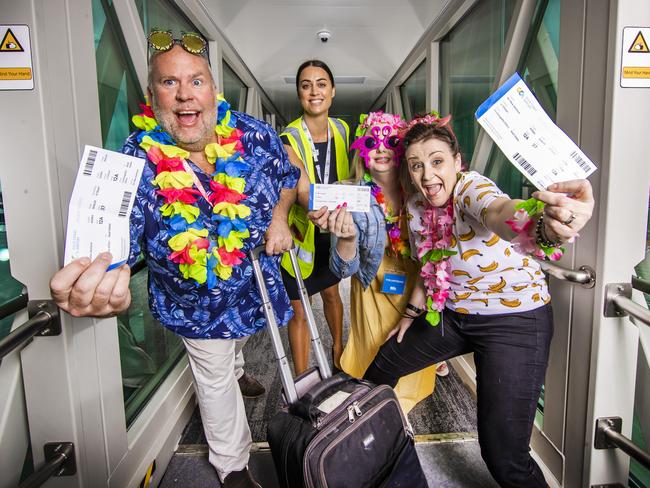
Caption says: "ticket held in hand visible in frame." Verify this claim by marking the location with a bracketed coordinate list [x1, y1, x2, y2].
[309, 184, 371, 213]
[63, 145, 144, 270]
[475, 73, 597, 191]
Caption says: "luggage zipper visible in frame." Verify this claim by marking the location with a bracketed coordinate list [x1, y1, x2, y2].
[313, 384, 371, 429]
[303, 386, 394, 488]
[317, 397, 402, 488]
[346, 401, 362, 423]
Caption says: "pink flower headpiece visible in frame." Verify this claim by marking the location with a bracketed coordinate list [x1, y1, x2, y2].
[355, 111, 405, 138]
[399, 112, 455, 140]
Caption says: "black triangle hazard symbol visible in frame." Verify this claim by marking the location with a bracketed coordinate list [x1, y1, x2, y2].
[628, 30, 649, 53]
[0, 28, 24, 52]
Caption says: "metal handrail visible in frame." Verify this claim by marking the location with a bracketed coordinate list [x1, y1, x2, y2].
[604, 283, 650, 327]
[612, 294, 650, 327]
[0, 290, 28, 320]
[0, 310, 53, 360]
[19, 443, 75, 488]
[534, 258, 596, 288]
[595, 418, 650, 470]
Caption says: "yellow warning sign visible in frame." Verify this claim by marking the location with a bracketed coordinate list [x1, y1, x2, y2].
[623, 66, 650, 78]
[0, 28, 24, 52]
[0, 67, 31, 80]
[628, 30, 649, 53]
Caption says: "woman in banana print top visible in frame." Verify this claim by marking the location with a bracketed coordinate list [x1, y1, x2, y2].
[356, 116, 595, 488]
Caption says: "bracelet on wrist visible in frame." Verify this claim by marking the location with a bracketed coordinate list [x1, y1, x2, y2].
[535, 214, 563, 248]
[405, 303, 425, 316]
[401, 313, 417, 320]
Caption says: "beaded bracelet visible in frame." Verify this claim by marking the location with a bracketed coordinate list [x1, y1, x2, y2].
[535, 214, 563, 248]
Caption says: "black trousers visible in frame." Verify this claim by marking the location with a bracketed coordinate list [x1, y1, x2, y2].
[364, 305, 554, 488]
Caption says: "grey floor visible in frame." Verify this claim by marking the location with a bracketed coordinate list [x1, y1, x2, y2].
[160, 441, 498, 488]
[161, 278, 497, 487]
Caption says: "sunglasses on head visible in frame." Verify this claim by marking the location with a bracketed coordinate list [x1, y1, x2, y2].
[148, 29, 207, 55]
[358, 125, 401, 151]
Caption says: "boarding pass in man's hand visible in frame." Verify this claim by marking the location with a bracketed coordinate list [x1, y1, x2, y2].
[309, 184, 371, 213]
[475, 73, 597, 191]
[64, 145, 145, 269]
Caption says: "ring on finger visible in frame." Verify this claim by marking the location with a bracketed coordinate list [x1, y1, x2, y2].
[563, 212, 577, 226]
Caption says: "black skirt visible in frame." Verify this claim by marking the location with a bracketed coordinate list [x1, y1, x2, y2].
[282, 230, 341, 300]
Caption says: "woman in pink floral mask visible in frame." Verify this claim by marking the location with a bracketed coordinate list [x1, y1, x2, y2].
[360, 115, 595, 487]
[311, 111, 445, 413]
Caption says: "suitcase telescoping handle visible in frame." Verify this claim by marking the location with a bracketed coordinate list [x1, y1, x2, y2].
[249, 246, 332, 404]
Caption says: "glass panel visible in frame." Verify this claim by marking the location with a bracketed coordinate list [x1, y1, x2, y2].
[92, 0, 185, 427]
[0, 184, 27, 340]
[635, 192, 650, 309]
[93, 0, 143, 151]
[630, 198, 649, 487]
[117, 267, 184, 427]
[400, 61, 426, 119]
[439, 0, 516, 163]
[262, 103, 274, 128]
[484, 0, 560, 198]
[223, 62, 248, 112]
[134, 0, 200, 38]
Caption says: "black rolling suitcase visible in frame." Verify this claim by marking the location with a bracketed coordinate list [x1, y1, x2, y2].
[249, 246, 428, 488]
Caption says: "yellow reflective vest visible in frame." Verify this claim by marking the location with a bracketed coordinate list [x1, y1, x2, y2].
[280, 117, 350, 278]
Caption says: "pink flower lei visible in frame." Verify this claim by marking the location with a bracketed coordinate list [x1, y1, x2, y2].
[417, 198, 457, 326]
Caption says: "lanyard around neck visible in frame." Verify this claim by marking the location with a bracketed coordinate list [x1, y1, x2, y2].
[301, 117, 332, 184]
[182, 160, 212, 206]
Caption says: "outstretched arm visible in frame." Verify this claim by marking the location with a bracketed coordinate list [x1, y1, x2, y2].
[50, 253, 131, 317]
[483, 179, 594, 244]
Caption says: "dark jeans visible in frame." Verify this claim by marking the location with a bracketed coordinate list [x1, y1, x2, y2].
[364, 305, 554, 488]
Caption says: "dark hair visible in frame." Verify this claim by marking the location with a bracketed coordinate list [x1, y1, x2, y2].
[402, 122, 459, 156]
[400, 121, 461, 195]
[295, 59, 335, 91]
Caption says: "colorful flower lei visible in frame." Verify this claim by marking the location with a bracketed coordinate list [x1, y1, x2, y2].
[131, 94, 251, 287]
[417, 199, 457, 326]
[505, 198, 564, 261]
[363, 172, 410, 258]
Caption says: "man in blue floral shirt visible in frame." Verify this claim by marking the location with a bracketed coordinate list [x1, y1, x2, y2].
[50, 37, 299, 488]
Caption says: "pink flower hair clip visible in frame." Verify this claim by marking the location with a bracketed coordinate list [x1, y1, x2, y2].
[399, 112, 455, 140]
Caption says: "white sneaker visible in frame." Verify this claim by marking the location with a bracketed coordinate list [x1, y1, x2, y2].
[436, 361, 449, 377]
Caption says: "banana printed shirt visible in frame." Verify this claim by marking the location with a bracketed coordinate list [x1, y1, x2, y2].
[407, 171, 550, 315]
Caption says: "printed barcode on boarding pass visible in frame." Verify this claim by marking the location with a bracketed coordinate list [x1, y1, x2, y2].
[83, 149, 97, 176]
[570, 150, 591, 173]
[118, 191, 132, 217]
[512, 152, 537, 176]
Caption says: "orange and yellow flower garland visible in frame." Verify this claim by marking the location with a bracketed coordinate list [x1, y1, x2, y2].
[131, 95, 250, 287]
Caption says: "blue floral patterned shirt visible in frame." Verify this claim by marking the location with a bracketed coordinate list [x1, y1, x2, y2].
[121, 111, 299, 339]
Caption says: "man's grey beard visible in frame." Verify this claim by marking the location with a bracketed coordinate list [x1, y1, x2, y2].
[151, 100, 216, 153]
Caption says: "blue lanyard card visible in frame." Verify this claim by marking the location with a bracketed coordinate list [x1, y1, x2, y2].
[381, 273, 407, 295]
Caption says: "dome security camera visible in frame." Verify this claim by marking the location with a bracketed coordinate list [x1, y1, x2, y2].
[317, 30, 331, 43]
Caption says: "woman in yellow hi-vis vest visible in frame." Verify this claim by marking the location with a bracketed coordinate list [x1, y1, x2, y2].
[280, 60, 350, 374]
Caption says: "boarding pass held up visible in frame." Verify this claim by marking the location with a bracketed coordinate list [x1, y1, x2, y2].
[309, 184, 371, 213]
[475, 73, 597, 191]
[64, 145, 145, 269]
